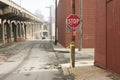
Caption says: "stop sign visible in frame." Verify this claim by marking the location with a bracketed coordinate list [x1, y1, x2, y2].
[66, 14, 80, 29]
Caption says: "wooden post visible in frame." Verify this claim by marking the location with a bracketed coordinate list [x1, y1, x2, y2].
[70, 0, 75, 68]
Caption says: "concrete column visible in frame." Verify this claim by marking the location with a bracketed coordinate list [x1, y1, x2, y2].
[27, 22, 30, 37]
[17, 22, 22, 41]
[29, 22, 32, 39]
[0, 19, 5, 43]
[7, 20, 12, 43]
[37, 23, 39, 31]
[36, 23, 38, 31]
[4, 21, 11, 43]
[20, 23, 22, 40]
[38, 23, 41, 39]
[24, 23, 27, 39]
[39, 23, 42, 39]
[11, 22, 18, 42]
[20, 22, 25, 40]
[24, 22, 28, 39]
[31, 23, 34, 39]
[33, 23, 35, 32]
[15, 21, 19, 42]
[10, 21, 13, 42]
[32, 23, 35, 39]
[4, 21, 7, 43]
[33, 23, 35, 39]
[37, 24, 38, 31]
[10, 21, 14, 42]
[21, 22, 24, 40]
[36, 23, 38, 39]
[35, 23, 38, 39]
[39, 24, 41, 29]
[24, 22, 29, 39]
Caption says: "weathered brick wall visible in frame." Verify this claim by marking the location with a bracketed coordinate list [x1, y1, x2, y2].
[95, 0, 120, 74]
[82, 0, 96, 48]
[95, 0, 107, 69]
[106, 0, 120, 74]
[57, 0, 66, 47]
[57, 0, 96, 48]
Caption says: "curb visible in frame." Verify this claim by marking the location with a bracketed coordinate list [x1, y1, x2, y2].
[62, 67, 75, 80]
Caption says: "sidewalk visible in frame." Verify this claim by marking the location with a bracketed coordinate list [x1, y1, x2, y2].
[63, 66, 120, 80]
[53, 43, 120, 80]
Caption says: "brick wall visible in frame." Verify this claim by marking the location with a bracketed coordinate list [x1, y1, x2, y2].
[57, 0, 66, 47]
[82, 0, 96, 48]
[95, 0, 120, 74]
[95, 0, 107, 68]
[57, 0, 96, 48]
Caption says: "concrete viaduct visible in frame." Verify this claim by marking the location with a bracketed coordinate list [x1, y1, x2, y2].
[0, 0, 43, 44]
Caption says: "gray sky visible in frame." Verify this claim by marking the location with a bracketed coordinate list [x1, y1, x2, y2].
[11, 0, 55, 21]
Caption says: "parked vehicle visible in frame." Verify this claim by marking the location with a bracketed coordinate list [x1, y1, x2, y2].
[42, 37, 45, 39]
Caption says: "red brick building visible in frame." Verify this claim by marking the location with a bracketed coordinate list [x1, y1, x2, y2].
[95, 0, 120, 75]
[57, 0, 96, 48]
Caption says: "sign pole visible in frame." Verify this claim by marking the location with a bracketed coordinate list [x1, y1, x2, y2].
[66, 4, 80, 68]
[70, 0, 75, 68]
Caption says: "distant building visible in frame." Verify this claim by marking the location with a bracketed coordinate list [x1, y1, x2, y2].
[57, 0, 96, 48]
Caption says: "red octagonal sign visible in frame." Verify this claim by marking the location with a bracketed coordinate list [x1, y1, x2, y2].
[66, 14, 80, 29]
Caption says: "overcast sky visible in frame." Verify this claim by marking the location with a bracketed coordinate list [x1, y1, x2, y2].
[11, 0, 55, 21]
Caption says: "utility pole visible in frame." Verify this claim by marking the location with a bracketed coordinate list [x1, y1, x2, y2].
[70, 0, 75, 68]
[55, 0, 58, 45]
[72, 0, 75, 14]
[46, 6, 52, 41]
[20, 0, 23, 13]
[20, 0, 22, 7]
[78, 0, 83, 51]
[49, 6, 52, 41]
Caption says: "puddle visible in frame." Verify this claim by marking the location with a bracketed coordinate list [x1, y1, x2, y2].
[79, 62, 88, 64]
[5, 60, 15, 62]
[24, 73, 31, 77]
[32, 57, 39, 58]
[45, 64, 62, 69]
[29, 67, 35, 70]
[55, 50, 69, 53]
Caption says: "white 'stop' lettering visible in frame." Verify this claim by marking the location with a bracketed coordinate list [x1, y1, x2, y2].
[67, 19, 79, 25]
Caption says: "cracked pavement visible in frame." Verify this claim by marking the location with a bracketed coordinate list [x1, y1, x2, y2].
[0, 40, 64, 80]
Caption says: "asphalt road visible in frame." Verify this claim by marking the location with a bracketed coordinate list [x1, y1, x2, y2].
[0, 40, 64, 80]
